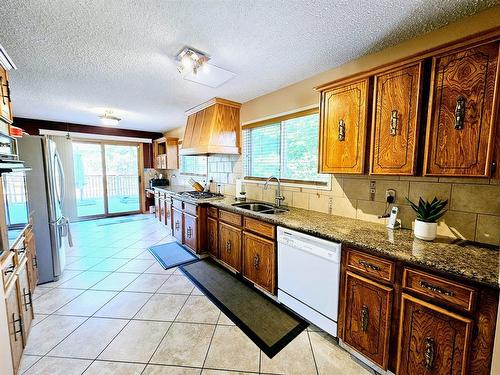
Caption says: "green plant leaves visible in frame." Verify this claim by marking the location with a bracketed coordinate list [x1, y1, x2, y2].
[405, 196, 448, 223]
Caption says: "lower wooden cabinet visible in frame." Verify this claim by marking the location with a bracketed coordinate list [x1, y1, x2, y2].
[172, 208, 183, 243]
[5, 279, 23, 374]
[218, 222, 242, 272]
[154, 192, 160, 219]
[396, 293, 473, 375]
[183, 213, 198, 252]
[165, 200, 172, 232]
[207, 217, 218, 258]
[242, 231, 276, 294]
[17, 260, 33, 340]
[25, 227, 38, 291]
[343, 271, 393, 369]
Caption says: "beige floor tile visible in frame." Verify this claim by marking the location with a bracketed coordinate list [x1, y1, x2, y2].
[90, 272, 139, 291]
[89, 257, 131, 272]
[176, 296, 220, 324]
[144, 262, 176, 275]
[24, 356, 92, 375]
[135, 294, 188, 321]
[135, 250, 156, 260]
[31, 286, 52, 300]
[204, 326, 260, 372]
[95, 291, 153, 319]
[43, 270, 82, 287]
[66, 257, 105, 271]
[34, 288, 84, 314]
[117, 259, 155, 273]
[217, 313, 235, 326]
[99, 320, 170, 363]
[151, 322, 215, 367]
[49, 317, 128, 359]
[18, 355, 41, 374]
[201, 370, 254, 375]
[32, 313, 49, 327]
[58, 270, 111, 289]
[24, 315, 87, 355]
[191, 286, 205, 296]
[56, 290, 117, 316]
[309, 331, 371, 374]
[125, 273, 170, 293]
[113, 247, 151, 259]
[143, 365, 201, 375]
[83, 360, 146, 374]
[157, 275, 194, 294]
[260, 332, 316, 375]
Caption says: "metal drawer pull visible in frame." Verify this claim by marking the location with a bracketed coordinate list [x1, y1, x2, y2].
[3, 264, 15, 276]
[454, 96, 465, 130]
[253, 254, 260, 269]
[419, 280, 454, 297]
[338, 119, 346, 141]
[390, 110, 398, 136]
[18, 246, 26, 255]
[175, 221, 180, 231]
[358, 259, 381, 271]
[12, 314, 23, 341]
[33, 256, 38, 268]
[186, 227, 192, 239]
[423, 337, 435, 369]
[360, 305, 369, 332]
[22, 288, 32, 311]
[225, 240, 231, 253]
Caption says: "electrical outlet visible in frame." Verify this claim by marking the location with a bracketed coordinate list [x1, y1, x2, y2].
[386, 189, 396, 203]
[369, 180, 376, 201]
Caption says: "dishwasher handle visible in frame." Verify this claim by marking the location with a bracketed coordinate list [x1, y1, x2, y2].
[279, 242, 340, 263]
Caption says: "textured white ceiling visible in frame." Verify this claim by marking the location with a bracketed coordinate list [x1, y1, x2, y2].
[0, 0, 498, 132]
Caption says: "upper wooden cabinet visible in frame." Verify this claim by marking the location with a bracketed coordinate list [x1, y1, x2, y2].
[0, 66, 13, 125]
[370, 63, 423, 175]
[153, 137, 178, 170]
[424, 40, 500, 177]
[318, 78, 369, 174]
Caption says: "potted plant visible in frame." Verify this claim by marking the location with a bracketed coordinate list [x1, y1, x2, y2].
[406, 197, 448, 241]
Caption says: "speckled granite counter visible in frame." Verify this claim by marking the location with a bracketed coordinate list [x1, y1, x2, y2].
[152, 185, 188, 194]
[154, 187, 500, 289]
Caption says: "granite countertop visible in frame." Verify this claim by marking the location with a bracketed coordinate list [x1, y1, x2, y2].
[155, 187, 500, 289]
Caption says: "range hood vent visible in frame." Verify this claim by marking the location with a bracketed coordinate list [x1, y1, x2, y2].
[181, 98, 241, 155]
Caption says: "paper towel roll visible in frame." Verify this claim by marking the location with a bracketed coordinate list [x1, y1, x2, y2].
[235, 179, 245, 198]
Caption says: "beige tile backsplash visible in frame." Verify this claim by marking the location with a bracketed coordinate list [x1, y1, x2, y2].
[165, 155, 500, 245]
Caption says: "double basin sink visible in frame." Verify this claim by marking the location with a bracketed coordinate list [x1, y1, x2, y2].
[232, 201, 289, 215]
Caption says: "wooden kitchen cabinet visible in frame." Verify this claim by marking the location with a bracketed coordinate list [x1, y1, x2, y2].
[370, 62, 423, 175]
[172, 208, 183, 243]
[0, 66, 13, 124]
[165, 199, 172, 231]
[242, 231, 276, 294]
[5, 279, 23, 374]
[318, 78, 369, 174]
[218, 222, 242, 272]
[183, 213, 198, 252]
[343, 271, 393, 370]
[24, 226, 38, 291]
[396, 293, 473, 375]
[159, 193, 166, 223]
[154, 191, 160, 219]
[424, 40, 500, 177]
[17, 260, 33, 340]
[207, 216, 218, 258]
[153, 137, 179, 170]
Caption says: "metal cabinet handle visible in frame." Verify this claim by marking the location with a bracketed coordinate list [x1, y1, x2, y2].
[338, 119, 346, 141]
[423, 337, 435, 369]
[12, 313, 23, 341]
[33, 256, 38, 268]
[186, 227, 192, 239]
[18, 246, 26, 255]
[390, 110, 398, 136]
[454, 96, 465, 130]
[22, 288, 32, 311]
[253, 254, 260, 269]
[175, 221, 180, 230]
[419, 280, 454, 297]
[360, 305, 369, 332]
[358, 259, 381, 271]
[225, 240, 231, 253]
[3, 264, 15, 276]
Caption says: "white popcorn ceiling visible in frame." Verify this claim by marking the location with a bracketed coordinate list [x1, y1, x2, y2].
[0, 0, 498, 132]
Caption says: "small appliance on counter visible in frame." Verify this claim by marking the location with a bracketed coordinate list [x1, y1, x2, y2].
[149, 174, 168, 188]
[235, 178, 246, 201]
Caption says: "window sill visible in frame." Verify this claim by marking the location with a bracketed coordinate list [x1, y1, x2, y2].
[243, 176, 332, 191]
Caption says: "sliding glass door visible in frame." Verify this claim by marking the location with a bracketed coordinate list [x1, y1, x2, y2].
[72, 141, 140, 218]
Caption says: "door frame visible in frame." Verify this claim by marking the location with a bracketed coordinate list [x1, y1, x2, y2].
[72, 139, 144, 219]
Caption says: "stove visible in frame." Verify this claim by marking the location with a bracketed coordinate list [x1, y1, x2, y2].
[179, 191, 224, 200]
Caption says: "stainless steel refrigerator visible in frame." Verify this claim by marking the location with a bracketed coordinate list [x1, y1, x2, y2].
[17, 135, 70, 283]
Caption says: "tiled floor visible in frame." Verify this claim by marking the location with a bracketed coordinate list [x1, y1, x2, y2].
[20, 214, 372, 375]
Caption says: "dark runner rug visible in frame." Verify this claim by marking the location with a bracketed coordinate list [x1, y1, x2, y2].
[180, 258, 308, 358]
[148, 242, 198, 270]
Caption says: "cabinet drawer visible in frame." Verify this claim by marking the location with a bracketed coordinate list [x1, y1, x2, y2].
[2, 252, 16, 290]
[402, 268, 477, 313]
[219, 210, 242, 227]
[172, 199, 183, 210]
[184, 202, 198, 216]
[346, 249, 395, 283]
[208, 206, 218, 218]
[243, 217, 275, 239]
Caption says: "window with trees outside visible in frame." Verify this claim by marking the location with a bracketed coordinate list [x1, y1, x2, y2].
[180, 155, 208, 176]
[242, 109, 330, 185]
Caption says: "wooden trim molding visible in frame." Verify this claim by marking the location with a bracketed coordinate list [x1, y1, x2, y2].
[242, 108, 319, 130]
[185, 97, 241, 116]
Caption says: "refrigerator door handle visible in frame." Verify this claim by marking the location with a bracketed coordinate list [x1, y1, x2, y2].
[54, 150, 65, 205]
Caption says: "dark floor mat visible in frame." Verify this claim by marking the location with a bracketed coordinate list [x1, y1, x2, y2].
[180, 258, 308, 358]
[149, 242, 198, 270]
[96, 216, 149, 226]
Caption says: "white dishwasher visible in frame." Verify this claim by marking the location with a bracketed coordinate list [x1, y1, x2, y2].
[277, 226, 341, 337]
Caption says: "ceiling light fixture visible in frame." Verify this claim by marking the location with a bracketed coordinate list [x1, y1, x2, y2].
[176, 47, 210, 76]
[99, 110, 121, 126]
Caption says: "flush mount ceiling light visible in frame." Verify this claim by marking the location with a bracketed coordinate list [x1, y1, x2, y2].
[99, 110, 121, 126]
[176, 47, 210, 76]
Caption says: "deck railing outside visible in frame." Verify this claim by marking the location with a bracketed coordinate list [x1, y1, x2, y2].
[77, 174, 138, 199]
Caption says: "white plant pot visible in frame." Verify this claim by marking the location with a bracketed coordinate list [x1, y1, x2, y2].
[414, 220, 437, 241]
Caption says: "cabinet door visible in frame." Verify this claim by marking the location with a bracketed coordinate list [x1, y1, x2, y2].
[159, 198, 166, 223]
[397, 293, 473, 375]
[17, 260, 33, 340]
[172, 208, 183, 243]
[424, 41, 500, 177]
[242, 231, 276, 294]
[154, 193, 160, 219]
[219, 222, 242, 272]
[207, 217, 218, 258]
[5, 280, 23, 373]
[165, 200, 172, 231]
[343, 271, 392, 369]
[370, 63, 422, 175]
[319, 78, 369, 173]
[0, 66, 13, 124]
[25, 228, 38, 291]
[183, 213, 198, 252]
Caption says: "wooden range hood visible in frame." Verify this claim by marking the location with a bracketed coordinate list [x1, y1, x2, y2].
[181, 97, 241, 155]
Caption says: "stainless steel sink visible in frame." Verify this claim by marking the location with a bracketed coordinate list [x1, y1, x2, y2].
[232, 202, 289, 214]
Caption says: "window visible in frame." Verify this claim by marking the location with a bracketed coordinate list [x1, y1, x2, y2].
[180, 155, 207, 176]
[243, 110, 330, 185]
